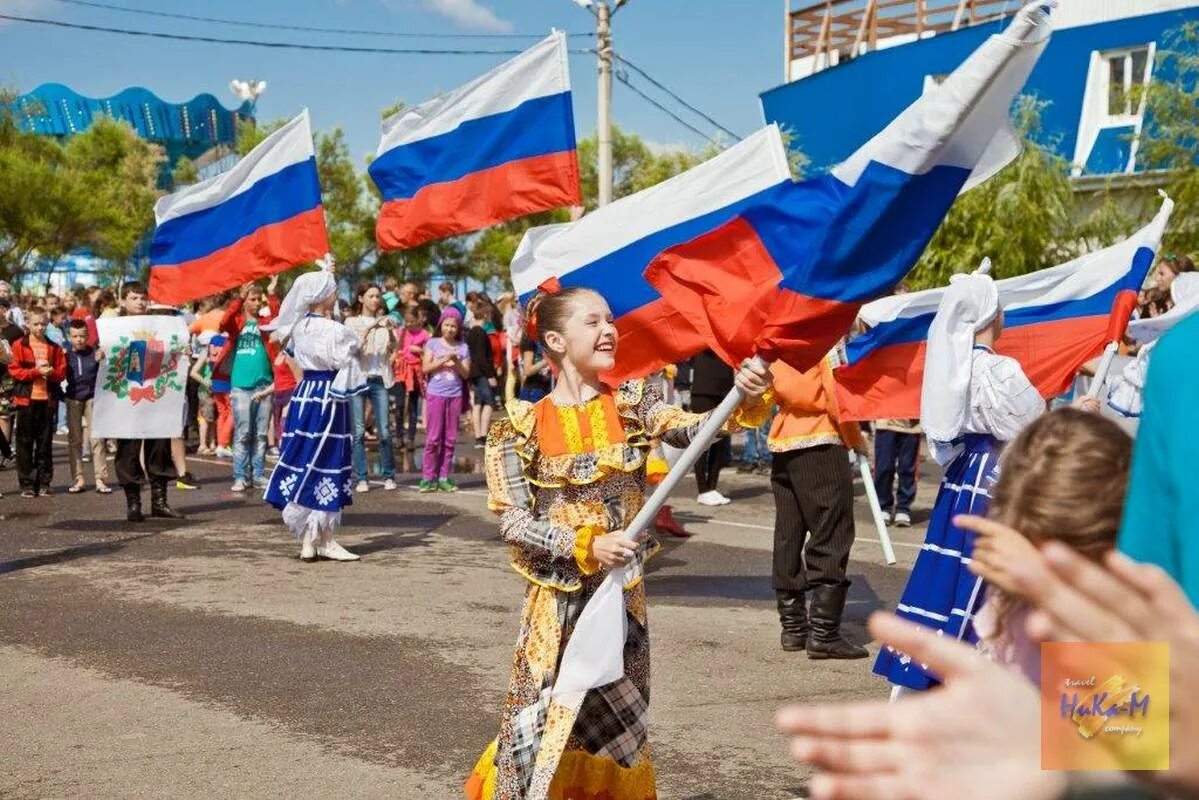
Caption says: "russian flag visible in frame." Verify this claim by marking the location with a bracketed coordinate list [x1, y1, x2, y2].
[149, 110, 328, 306]
[370, 32, 580, 250]
[511, 125, 792, 381]
[643, 2, 1052, 375]
[835, 195, 1174, 421]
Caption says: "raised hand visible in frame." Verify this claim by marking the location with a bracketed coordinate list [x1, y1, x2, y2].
[777, 613, 1066, 800]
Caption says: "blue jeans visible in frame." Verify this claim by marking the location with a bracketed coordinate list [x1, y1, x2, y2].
[742, 414, 773, 463]
[232, 386, 270, 482]
[352, 377, 395, 481]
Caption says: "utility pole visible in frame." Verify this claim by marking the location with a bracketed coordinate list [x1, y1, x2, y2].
[596, 1, 614, 207]
[572, 0, 626, 207]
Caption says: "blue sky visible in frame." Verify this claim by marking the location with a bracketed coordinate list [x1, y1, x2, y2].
[0, 0, 787, 161]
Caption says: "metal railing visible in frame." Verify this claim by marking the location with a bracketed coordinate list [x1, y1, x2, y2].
[787, 0, 1017, 75]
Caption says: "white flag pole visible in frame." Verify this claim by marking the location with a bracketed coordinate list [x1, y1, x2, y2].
[856, 452, 897, 565]
[626, 355, 767, 542]
[1086, 341, 1119, 400]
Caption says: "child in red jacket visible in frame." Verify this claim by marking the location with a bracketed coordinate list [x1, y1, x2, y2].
[8, 306, 67, 497]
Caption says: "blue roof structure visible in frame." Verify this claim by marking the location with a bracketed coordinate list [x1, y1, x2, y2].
[10, 82, 250, 147]
[763, 3, 1199, 177]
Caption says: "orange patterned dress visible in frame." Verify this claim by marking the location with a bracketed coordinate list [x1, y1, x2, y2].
[465, 378, 767, 800]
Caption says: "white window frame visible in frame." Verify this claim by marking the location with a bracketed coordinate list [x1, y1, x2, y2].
[1074, 43, 1156, 176]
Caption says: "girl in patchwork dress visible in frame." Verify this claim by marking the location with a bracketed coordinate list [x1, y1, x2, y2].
[263, 269, 367, 562]
[873, 270, 1043, 693]
[465, 287, 772, 800]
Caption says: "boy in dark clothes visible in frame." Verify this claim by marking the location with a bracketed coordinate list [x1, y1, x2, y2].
[64, 318, 111, 494]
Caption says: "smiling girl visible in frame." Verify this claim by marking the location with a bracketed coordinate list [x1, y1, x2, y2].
[465, 286, 772, 800]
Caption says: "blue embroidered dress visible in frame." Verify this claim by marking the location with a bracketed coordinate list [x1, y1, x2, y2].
[874, 345, 1042, 690]
[265, 314, 367, 539]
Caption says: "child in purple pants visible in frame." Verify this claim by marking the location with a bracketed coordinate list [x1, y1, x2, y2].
[420, 306, 470, 492]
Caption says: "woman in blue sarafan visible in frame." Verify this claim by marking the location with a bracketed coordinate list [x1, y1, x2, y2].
[873, 268, 1043, 695]
[263, 267, 367, 562]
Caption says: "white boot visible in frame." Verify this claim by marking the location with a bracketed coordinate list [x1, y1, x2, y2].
[299, 526, 318, 561]
[316, 537, 360, 562]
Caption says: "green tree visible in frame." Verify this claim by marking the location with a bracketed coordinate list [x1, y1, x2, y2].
[64, 117, 162, 265]
[172, 155, 199, 187]
[909, 98, 1079, 288]
[0, 104, 160, 285]
[1138, 22, 1199, 255]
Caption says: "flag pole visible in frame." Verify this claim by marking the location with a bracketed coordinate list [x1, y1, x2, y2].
[856, 453, 897, 565]
[628, 356, 768, 541]
[1085, 341, 1119, 400]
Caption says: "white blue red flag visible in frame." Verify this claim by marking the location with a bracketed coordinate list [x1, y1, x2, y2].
[370, 32, 580, 250]
[835, 195, 1174, 420]
[511, 124, 792, 380]
[148, 110, 328, 306]
[643, 1, 1053, 375]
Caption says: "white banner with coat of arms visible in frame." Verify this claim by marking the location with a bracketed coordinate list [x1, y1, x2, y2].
[93, 316, 189, 440]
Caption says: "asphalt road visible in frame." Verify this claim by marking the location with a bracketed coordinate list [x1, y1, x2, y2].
[0, 435, 940, 799]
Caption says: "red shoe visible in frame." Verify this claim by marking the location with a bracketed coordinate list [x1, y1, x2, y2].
[655, 504, 691, 538]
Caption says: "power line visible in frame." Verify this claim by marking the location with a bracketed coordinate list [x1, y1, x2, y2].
[43, 0, 591, 40]
[613, 53, 742, 141]
[0, 13, 595, 55]
[614, 72, 723, 149]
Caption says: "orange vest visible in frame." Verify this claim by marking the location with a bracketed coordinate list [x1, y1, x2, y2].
[767, 357, 864, 454]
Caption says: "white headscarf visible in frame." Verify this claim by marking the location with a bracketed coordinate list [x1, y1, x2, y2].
[921, 263, 1000, 442]
[264, 268, 336, 344]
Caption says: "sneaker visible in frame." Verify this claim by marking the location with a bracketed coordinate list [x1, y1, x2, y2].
[214, 446, 233, 459]
[696, 490, 731, 507]
[418, 479, 437, 493]
[20, 489, 36, 498]
[57, 426, 69, 436]
[382, 478, 397, 491]
[230, 479, 247, 493]
[176, 472, 200, 490]
[355, 480, 370, 494]
[474, 436, 485, 450]
[754, 462, 773, 476]
[894, 511, 912, 528]
[437, 479, 458, 493]
[735, 462, 755, 474]
[37, 486, 53, 497]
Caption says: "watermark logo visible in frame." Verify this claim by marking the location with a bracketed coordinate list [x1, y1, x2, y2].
[1041, 642, 1169, 770]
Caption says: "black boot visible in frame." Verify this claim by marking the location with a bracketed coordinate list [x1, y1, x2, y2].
[807, 583, 868, 660]
[776, 590, 809, 651]
[124, 484, 145, 523]
[150, 479, 184, 519]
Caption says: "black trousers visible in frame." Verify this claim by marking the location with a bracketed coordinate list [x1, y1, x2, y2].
[115, 437, 176, 488]
[15, 400, 56, 491]
[771, 444, 856, 592]
[691, 393, 730, 494]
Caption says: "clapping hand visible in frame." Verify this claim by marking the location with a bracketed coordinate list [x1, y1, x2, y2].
[777, 613, 1067, 800]
[955, 519, 1199, 797]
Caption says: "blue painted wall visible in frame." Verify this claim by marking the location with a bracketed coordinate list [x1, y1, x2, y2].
[761, 8, 1199, 173]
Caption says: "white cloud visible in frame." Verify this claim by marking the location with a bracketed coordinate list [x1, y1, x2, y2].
[0, 0, 54, 26]
[423, 0, 514, 33]
[644, 139, 693, 156]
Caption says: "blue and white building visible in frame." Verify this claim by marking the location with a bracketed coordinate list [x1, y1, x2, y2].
[763, 0, 1199, 178]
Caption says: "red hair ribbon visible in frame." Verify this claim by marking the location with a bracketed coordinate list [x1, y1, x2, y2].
[526, 278, 563, 342]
